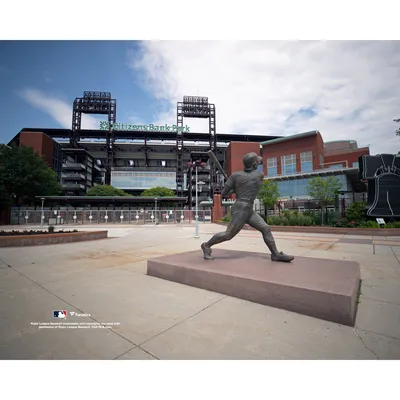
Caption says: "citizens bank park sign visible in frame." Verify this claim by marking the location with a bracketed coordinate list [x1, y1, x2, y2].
[100, 121, 190, 133]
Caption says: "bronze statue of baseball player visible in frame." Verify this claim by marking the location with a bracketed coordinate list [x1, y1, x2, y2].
[202, 152, 294, 262]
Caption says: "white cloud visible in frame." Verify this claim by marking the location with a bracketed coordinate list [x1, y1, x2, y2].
[19, 88, 101, 130]
[128, 41, 400, 154]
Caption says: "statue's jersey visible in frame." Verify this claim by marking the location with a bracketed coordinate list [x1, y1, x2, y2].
[221, 169, 264, 205]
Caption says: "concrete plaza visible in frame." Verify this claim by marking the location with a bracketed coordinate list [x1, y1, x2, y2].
[1, 223, 400, 360]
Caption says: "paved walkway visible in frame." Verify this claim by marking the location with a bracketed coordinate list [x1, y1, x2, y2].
[1, 223, 399, 359]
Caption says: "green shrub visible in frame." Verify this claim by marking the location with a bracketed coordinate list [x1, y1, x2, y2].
[345, 202, 367, 222]
[269, 216, 282, 225]
[386, 221, 400, 228]
[310, 212, 321, 226]
[332, 218, 347, 228]
[281, 217, 290, 226]
[359, 220, 380, 228]
[292, 215, 311, 226]
[267, 214, 313, 226]
[219, 213, 232, 223]
[224, 210, 399, 228]
[48, 225, 55, 233]
[303, 216, 313, 226]
[296, 215, 306, 226]
[326, 210, 342, 226]
[332, 218, 358, 228]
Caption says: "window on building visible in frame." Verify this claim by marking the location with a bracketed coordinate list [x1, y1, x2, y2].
[277, 175, 347, 198]
[328, 164, 343, 170]
[267, 158, 277, 177]
[352, 161, 359, 168]
[111, 171, 176, 190]
[281, 154, 296, 175]
[319, 154, 324, 169]
[300, 151, 313, 172]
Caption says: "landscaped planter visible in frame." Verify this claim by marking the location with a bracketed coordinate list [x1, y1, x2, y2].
[216, 222, 400, 236]
[0, 229, 78, 237]
[0, 230, 108, 247]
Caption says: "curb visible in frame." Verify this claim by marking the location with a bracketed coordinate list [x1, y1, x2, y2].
[215, 222, 400, 236]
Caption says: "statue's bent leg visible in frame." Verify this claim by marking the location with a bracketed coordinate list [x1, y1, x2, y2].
[201, 216, 246, 260]
[247, 212, 294, 263]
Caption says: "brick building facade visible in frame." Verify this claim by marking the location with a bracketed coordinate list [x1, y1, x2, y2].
[19, 131, 56, 169]
[259, 131, 369, 177]
[222, 131, 369, 184]
[18, 131, 63, 182]
[253, 131, 370, 202]
[323, 140, 369, 169]
[225, 141, 261, 176]
[260, 131, 325, 176]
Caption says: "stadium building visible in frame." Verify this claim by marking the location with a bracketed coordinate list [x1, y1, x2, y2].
[7, 92, 281, 208]
[4, 91, 371, 224]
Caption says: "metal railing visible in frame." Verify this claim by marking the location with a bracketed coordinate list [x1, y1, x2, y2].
[10, 208, 212, 225]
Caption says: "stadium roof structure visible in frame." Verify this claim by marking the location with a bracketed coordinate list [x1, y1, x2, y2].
[35, 196, 188, 203]
[260, 130, 320, 146]
[9, 128, 282, 145]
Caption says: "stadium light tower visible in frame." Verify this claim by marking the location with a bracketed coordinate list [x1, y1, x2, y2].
[71, 91, 117, 185]
[176, 96, 217, 198]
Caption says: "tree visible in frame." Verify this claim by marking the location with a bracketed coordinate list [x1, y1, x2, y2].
[140, 186, 175, 197]
[87, 184, 131, 196]
[0, 144, 62, 206]
[306, 176, 342, 225]
[257, 180, 280, 215]
[394, 118, 400, 137]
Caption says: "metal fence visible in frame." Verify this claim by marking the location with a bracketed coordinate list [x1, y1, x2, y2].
[250, 195, 364, 218]
[10, 208, 212, 225]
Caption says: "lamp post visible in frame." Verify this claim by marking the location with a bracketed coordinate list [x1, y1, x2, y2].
[188, 160, 206, 239]
[154, 197, 158, 226]
[195, 165, 199, 238]
[40, 197, 45, 227]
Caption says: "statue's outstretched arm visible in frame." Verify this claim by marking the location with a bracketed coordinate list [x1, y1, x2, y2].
[221, 175, 235, 197]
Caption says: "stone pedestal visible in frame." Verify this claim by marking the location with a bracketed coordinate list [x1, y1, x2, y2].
[147, 249, 361, 326]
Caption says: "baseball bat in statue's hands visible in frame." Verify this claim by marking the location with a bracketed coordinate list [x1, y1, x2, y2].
[206, 150, 228, 180]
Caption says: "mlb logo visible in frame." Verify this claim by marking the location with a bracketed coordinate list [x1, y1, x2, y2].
[53, 310, 67, 319]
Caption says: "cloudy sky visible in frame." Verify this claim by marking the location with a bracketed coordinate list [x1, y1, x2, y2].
[1, 40, 399, 154]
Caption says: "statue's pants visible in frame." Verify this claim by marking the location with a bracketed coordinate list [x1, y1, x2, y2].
[206, 201, 278, 253]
